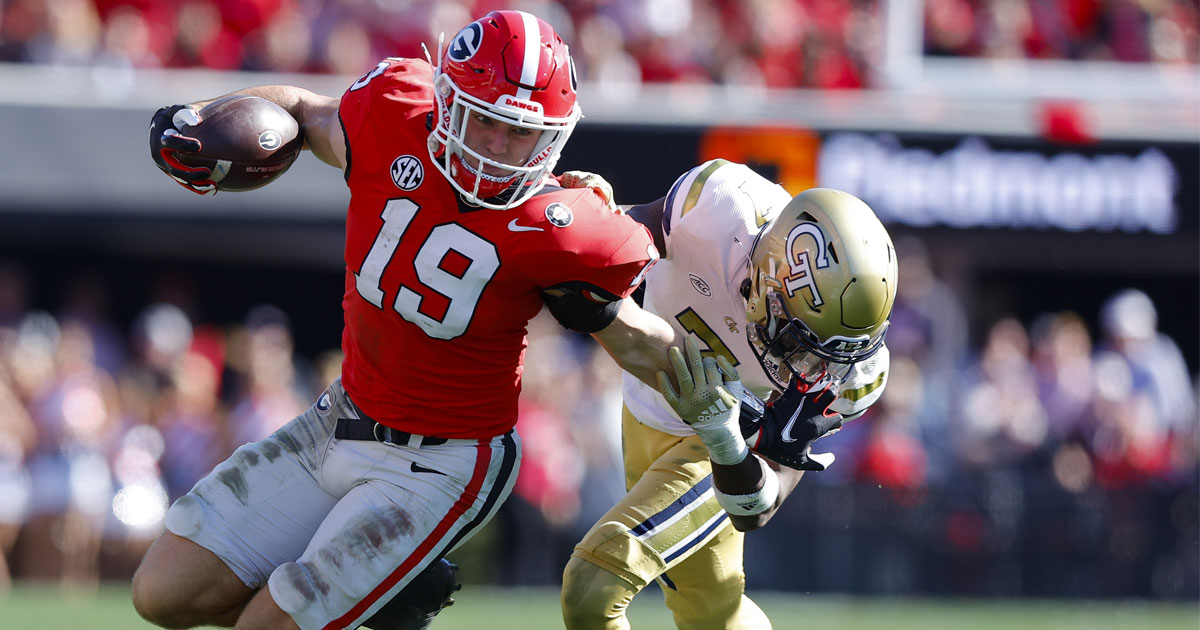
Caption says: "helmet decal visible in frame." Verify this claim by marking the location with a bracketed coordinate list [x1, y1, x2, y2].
[512, 10, 543, 98]
[448, 22, 483, 62]
[783, 223, 829, 307]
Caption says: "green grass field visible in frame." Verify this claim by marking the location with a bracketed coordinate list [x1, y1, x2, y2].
[1, 583, 1195, 630]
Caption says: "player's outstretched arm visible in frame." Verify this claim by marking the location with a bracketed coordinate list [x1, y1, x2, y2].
[197, 86, 346, 169]
[149, 86, 346, 194]
[590, 299, 678, 389]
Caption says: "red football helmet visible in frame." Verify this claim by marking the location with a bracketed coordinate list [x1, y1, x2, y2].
[427, 10, 582, 209]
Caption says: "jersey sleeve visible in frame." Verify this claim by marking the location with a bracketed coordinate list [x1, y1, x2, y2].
[832, 345, 890, 419]
[339, 58, 433, 152]
[660, 159, 789, 259]
[535, 189, 660, 301]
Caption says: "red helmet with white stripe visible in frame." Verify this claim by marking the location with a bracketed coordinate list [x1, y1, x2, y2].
[428, 10, 582, 209]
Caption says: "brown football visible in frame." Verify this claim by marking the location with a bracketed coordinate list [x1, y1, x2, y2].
[175, 95, 303, 191]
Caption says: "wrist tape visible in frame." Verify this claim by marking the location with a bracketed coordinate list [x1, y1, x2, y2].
[714, 455, 779, 516]
[693, 419, 750, 466]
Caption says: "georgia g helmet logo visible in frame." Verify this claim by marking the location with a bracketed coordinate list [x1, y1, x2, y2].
[448, 22, 483, 62]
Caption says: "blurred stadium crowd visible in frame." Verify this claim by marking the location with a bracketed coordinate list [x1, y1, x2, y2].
[0, 236, 1194, 597]
[0, 0, 1195, 89]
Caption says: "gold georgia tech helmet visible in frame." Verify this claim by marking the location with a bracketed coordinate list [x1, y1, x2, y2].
[743, 188, 897, 390]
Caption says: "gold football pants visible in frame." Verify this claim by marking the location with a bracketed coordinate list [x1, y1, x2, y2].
[562, 407, 771, 629]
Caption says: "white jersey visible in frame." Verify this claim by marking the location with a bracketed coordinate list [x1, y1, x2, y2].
[623, 160, 890, 436]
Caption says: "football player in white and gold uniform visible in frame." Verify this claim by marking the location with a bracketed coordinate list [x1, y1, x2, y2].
[562, 160, 897, 629]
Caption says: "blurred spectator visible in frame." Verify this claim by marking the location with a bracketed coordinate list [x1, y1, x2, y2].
[224, 304, 307, 446]
[0, 363, 35, 592]
[58, 269, 125, 377]
[889, 237, 969, 375]
[1098, 289, 1196, 437]
[129, 302, 194, 384]
[1091, 288, 1197, 486]
[497, 311, 585, 585]
[1030, 311, 1096, 442]
[156, 349, 224, 500]
[888, 236, 968, 480]
[165, 0, 243, 70]
[954, 317, 1050, 468]
[855, 356, 929, 490]
[21, 316, 118, 592]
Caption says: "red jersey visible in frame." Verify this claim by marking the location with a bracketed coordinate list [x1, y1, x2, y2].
[337, 58, 657, 438]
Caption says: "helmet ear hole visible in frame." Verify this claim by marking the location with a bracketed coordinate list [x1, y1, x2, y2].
[740, 278, 752, 299]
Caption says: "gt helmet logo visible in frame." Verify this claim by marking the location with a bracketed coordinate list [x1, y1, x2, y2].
[390, 155, 425, 191]
[258, 129, 282, 151]
[448, 23, 483, 62]
[783, 223, 830, 307]
[546, 202, 573, 227]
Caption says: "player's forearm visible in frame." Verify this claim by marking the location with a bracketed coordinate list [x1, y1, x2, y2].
[191, 86, 346, 169]
[591, 299, 677, 388]
[721, 457, 804, 531]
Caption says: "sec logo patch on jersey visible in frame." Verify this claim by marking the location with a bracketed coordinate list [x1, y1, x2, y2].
[391, 155, 424, 190]
[546, 202, 573, 227]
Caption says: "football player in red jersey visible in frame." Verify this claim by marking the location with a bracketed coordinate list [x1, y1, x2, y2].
[135, 10, 677, 630]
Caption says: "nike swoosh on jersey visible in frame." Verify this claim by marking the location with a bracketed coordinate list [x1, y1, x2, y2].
[411, 462, 446, 475]
[780, 399, 806, 443]
[507, 218, 544, 232]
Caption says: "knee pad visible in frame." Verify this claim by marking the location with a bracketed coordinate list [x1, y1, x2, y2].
[269, 561, 329, 619]
[561, 556, 639, 630]
[163, 494, 203, 538]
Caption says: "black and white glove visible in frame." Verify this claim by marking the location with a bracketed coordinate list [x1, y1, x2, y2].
[739, 381, 842, 472]
[149, 104, 216, 195]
